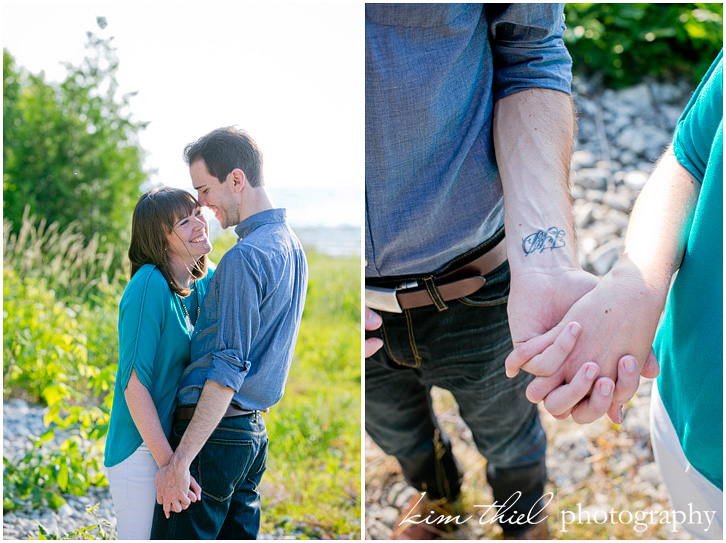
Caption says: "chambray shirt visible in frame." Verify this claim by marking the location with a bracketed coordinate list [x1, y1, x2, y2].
[365, 3, 572, 278]
[177, 209, 308, 410]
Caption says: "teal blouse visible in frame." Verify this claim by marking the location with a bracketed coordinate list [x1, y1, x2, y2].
[654, 51, 723, 490]
[104, 263, 213, 468]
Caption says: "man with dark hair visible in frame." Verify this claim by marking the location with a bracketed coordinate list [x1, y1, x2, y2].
[151, 127, 308, 539]
[183, 127, 265, 188]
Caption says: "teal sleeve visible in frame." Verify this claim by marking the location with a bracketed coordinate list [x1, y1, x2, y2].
[117, 269, 168, 393]
[673, 50, 723, 183]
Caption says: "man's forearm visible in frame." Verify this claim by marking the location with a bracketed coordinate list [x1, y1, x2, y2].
[170, 380, 235, 469]
[493, 88, 579, 273]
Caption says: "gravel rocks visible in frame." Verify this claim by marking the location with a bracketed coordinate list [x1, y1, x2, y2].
[3, 399, 117, 540]
[571, 75, 691, 276]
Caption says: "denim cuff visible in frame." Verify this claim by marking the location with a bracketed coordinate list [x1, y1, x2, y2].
[207, 350, 251, 392]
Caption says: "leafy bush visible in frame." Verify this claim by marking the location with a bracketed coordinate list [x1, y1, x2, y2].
[3, 211, 120, 513]
[564, 3, 723, 87]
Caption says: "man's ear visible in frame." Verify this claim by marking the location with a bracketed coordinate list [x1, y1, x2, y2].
[230, 168, 246, 193]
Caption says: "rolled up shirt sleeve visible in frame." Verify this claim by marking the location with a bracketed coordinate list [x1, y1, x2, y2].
[487, 3, 573, 101]
[206, 250, 262, 392]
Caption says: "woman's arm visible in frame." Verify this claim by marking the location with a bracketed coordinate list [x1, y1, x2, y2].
[124, 368, 174, 469]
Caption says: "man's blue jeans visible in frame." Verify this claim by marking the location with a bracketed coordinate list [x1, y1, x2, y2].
[365, 262, 547, 536]
[150, 412, 268, 540]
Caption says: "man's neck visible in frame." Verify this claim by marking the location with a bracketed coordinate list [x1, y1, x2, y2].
[237, 186, 275, 224]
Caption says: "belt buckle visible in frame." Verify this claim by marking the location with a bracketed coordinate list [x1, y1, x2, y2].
[365, 281, 418, 313]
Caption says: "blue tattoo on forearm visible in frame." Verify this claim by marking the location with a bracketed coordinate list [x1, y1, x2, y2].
[522, 227, 566, 256]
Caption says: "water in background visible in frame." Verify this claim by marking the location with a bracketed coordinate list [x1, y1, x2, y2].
[207, 185, 361, 258]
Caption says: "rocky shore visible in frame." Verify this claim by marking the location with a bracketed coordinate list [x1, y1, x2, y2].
[365, 75, 698, 541]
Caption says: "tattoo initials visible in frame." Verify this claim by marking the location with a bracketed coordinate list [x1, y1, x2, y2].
[522, 227, 566, 256]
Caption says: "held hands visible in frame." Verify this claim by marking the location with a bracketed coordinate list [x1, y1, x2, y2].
[155, 458, 202, 519]
[507, 264, 661, 424]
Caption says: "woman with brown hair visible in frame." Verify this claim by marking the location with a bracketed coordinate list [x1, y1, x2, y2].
[103, 187, 214, 539]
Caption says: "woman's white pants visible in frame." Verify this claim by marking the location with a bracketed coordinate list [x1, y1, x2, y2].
[650, 380, 723, 540]
[106, 444, 158, 540]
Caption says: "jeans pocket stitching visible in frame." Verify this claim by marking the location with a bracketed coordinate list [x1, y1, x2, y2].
[199, 441, 253, 502]
[252, 440, 268, 476]
[380, 319, 405, 366]
[404, 310, 422, 368]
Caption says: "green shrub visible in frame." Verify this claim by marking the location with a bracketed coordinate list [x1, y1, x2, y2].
[3, 211, 118, 513]
[564, 3, 723, 87]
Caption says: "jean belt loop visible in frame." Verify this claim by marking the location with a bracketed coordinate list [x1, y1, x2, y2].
[423, 276, 449, 312]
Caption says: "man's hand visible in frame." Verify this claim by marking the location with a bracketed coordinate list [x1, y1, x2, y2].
[507, 263, 663, 423]
[507, 266, 598, 356]
[365, 306, 383, 358]
[155, 457, 202, 519]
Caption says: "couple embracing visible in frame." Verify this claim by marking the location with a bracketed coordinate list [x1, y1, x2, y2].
[103, 127, 308, 539]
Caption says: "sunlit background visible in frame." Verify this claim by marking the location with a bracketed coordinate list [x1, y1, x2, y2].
[3, 0, 363, 255]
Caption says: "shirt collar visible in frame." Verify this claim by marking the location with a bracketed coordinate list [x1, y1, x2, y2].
[234, 208, 287, 241]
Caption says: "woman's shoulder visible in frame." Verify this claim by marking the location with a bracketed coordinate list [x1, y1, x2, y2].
[122, 264, 171, 303]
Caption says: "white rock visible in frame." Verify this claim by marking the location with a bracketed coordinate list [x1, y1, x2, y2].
[619, 150, 638, 168]
[616, 124, 667, 156]
[571, 149, 597, 169]
[616, 83, 652, 110]
[623, 170, 649, 191]
[589, 238, 624, 276]
[606, 208, 630, 230]
[602, 190, 634, 213]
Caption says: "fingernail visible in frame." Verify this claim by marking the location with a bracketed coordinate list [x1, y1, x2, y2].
[617, 408, 624, 424]
[623, 356, 637, 373]
[568, 322, 581, 336]
[585, 365, 597, 380]
[600, 380, 614, 396]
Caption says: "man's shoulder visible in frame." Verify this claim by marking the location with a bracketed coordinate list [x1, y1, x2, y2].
[232, 221, 303, 262]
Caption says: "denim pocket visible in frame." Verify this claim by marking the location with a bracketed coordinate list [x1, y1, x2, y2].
[195, 437, 253, 502]
[173, 421, 261, 503]
[457, 262, 510, 307]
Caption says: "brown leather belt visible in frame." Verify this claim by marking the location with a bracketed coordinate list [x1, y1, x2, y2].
[175, 404, 256, 421]
[365, 236, 507, 313]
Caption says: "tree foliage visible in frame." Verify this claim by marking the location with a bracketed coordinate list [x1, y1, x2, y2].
[3, 17, 148, 252]
[564, 3, 723, 87]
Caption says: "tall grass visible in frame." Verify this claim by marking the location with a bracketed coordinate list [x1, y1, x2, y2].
[3, 205, 125, 303]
